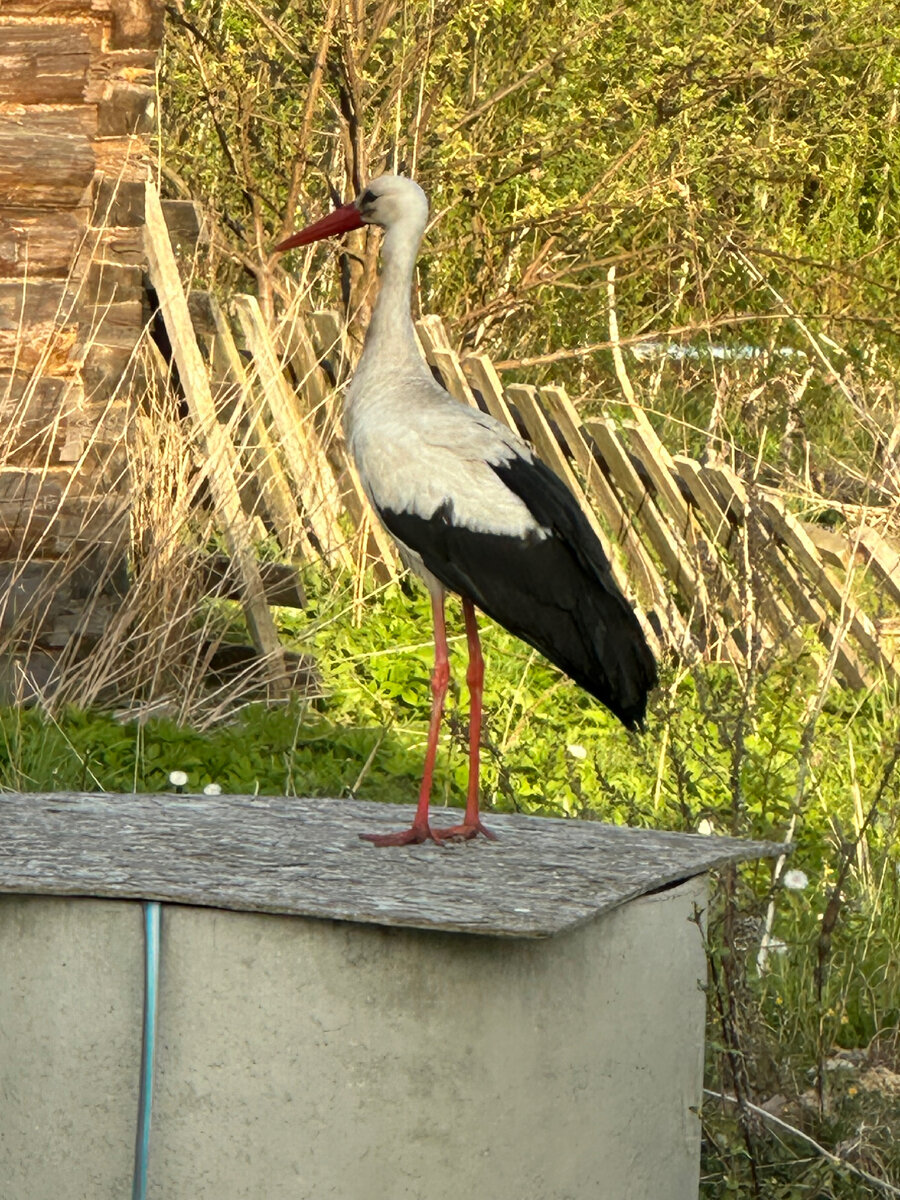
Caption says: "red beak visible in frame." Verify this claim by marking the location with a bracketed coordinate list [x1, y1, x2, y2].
[274, 202, 364, 252]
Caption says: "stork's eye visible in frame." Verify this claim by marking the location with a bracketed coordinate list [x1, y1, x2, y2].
[360, 189, 377, 207]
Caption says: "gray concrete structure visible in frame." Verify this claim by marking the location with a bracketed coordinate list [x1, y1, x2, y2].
[0, 880, 706, 1200]
[0, 794, 779, 1198]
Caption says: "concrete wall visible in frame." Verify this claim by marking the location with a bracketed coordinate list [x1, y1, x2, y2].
[0, 875, 707, 1200]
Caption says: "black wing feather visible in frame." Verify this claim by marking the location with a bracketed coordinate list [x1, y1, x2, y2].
[379, 452, 657, 729]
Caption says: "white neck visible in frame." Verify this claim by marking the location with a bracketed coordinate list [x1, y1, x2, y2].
[357, 219, 426, 373]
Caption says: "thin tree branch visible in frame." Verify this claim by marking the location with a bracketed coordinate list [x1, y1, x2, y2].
[705, 1089, 900, 1199]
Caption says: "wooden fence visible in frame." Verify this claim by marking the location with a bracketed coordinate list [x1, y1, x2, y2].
[144, 181, 900, 695]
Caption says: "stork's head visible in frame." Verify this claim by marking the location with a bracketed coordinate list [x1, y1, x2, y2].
[274, 175, 428, 253]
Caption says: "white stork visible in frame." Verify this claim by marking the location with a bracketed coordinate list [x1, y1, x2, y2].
[276, 175, 657, 846]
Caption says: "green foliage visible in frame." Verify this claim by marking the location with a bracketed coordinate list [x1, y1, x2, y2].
[160, 0, 900, 485]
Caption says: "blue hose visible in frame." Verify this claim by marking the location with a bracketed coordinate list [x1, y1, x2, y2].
[132, 901, 161, 1200]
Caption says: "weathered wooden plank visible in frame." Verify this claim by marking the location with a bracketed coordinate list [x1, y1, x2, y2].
[461, 352, 519, 429]
[0, 321, 78, 375]
[92, 176, 146, 228]
[621, 421, 746, 663]
[161, 199, 208, 252]
[2, 0, 91, 11]
[703, 464, 853, 672]
[0, 269, 142, 336]
[588, 419, 703, 604]
[232, 294, 354, 571]
[142, 180, 290, 694]
[509, 386, 613, 549]
[761, 538, 870, 690]
[429, 347, 480, 408]
[0, 23, 96, 105]
[0, 209, 86, 278]
[203, 293, 309, 558]
[756, 491, 899, 682]
[416, 313, 452, 351]
[799, 522, 857, 572]
[341, 456, 401, 585]
[77, 298, 144, 350]
[0, 475, 127, 558]
[0, 279, 70, 326]
[98, 0, 165, 49]
[538, 385, 675, 625]
[97, 82, 156, 136]
[0, 375, 90, 466]
[0, 792, 782, 938]
[201, 555, 306, 609]
[309, 308, 349, 385]
[85, 47, 157, 102]
[278, 308, 331, 416]
[416, 318, 485, 412]
[673, 456, 778, 652]
[0, 113, 95, 209]
[854, 524, 900, 608]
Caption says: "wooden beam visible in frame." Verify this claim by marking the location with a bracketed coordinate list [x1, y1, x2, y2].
[142, 180, 289, 695]
[0, 114, 95, 209]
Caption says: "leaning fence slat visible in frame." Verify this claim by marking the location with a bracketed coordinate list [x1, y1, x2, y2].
[278, 310, 330, 414]
[703, 464, 861, 675]
[763, 543, 870, 690]
[205, 295, 309, 559]
[589, 420, 704, 607]
[855, 524, 900, 608]
[461, 354, 520, 430]
[536, 386, 673, 622]
[507, 387, 664, 657]
[430, 348, 480, 409]
[508, 386, 601, 523]
[757, 492, 899, 683]
[621, 421, 694, 535]
[673, 456, 778, 652]
[618, 418, 747, 662]
[416, 314, 452, 351]
[310, 310, 350, 385]
[142, 181, 289, 694]
[232, 295, 354, 572]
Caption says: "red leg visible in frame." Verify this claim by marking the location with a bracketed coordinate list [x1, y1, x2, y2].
[433, 597, 496, 843]
[360, 589, 449, 846]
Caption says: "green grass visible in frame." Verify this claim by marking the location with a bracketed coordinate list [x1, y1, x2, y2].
[2, 570, 899, 1195]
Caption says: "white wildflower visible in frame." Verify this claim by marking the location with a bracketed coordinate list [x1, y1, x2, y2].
[203, 783, 222, 796]
[168, 770, 188, 788]
[782, 868, 809, 891]
[697, 818, 714, 836]
[566, 744, 588, 760]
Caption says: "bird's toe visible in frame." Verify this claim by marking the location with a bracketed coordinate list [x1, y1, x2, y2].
[359, 824, 434, 847]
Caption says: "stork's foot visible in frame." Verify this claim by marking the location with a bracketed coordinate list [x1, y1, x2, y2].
[360, 823, 434, 847]
[432, 819, 497, 843]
